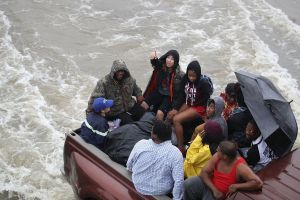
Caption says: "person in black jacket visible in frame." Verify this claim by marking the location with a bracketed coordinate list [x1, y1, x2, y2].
[80, 97, 113, 149]
[173, 60, 213, 154]
[142, 50, 185, 121]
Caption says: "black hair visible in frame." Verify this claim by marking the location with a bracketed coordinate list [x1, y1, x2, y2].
[183, 60, 202, 84]
[225, 82, 236, 97]
[207, 98, 215, 106]
[159, 49, 180, 69]
[235, 83, 246, 107]
[219, 140, 238, 160]
[152, 119, 172, 142]
[248, 118, 261, 135]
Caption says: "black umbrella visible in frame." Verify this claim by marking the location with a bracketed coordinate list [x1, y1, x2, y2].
[235, 71, 298, 157]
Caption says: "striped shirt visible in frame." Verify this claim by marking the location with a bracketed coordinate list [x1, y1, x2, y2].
[127, 139, 184, 200]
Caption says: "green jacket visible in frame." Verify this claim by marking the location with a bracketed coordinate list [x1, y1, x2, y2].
[87, 60, 143, 117]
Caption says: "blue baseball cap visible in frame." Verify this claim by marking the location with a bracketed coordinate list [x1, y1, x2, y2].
[92, 97, 114, 112]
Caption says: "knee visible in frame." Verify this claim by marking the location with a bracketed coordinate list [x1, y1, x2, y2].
[156, 110, 164, 120]
[173, 115, 181, 125]
[183, 176, 202, 199]
[184, 176, 198, 190]
[183, 177, 198, 198]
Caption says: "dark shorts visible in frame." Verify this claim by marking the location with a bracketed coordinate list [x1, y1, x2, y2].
[145, 90, 172, 115]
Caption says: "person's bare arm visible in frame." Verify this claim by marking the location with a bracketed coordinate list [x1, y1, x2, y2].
[228, 163, 263, 194]
[201, 153, 224, 200]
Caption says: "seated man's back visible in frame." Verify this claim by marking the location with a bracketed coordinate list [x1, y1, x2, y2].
[127, 120, 184, 200]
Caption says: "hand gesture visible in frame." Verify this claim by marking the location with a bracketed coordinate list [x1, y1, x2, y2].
[136, 95, 145, 104]
[149, 51, 157, 60]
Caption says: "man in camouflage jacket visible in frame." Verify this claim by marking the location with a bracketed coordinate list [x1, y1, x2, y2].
[87, 60, 145, 125]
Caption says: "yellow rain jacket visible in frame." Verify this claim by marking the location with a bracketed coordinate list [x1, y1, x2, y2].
[184, 134, 212, 178]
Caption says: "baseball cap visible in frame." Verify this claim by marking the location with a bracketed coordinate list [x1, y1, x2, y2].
[92, 97, 114, 112]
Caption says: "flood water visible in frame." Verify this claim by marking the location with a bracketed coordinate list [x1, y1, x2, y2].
[0, 0, 300, 199]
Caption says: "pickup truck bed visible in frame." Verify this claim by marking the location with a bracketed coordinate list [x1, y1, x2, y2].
[63, 130, 171, 200]
[63, 130, 300, 200]
[228, 146, 300, 200]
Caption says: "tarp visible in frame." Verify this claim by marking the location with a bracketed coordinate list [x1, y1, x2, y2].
[103, 112, 155, 166]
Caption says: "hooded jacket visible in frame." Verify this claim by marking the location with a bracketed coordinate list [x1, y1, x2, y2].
[179, 60, 212, 107]
[87, 60, 143, 117]
[144, 50, 185, 110]
[208, 97, 228, 139]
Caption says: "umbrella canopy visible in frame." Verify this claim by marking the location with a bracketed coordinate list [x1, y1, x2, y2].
[235, 71, 298, 157]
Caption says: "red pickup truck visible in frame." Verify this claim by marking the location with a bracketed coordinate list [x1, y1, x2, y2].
[63, 129, 300, 200]
[63, 129, 171, 200]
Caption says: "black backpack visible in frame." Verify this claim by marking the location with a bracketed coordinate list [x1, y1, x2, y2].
[200, 74, 214, 95]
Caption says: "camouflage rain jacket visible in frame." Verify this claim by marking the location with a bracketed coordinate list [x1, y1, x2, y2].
[87, 60, 143, 117]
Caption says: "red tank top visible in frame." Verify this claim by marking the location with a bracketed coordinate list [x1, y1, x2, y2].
[212, 157, 246, 194]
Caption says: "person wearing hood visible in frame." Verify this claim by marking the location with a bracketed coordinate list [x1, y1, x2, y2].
[173, 60, 213, 154]
[143, 50, 185, 121]
[190, 96, 228, 142]
[184, 120, 224, 178]
[86, 59, 145, 125]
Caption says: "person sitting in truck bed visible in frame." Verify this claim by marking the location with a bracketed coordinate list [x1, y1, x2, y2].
[244, 119, 276, 172]
[183, 140, 263, 200]
[80, 97, 113, 149]
[220, 82, 239, 121]
[227, 83, 252, 148]
[184, 120, 224, 178]
[86, 59, 145, 126]
[126, 120, 184, 200]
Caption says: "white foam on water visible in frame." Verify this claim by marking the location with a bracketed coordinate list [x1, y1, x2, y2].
[255, 0, 300, 42]
[141, 0, 300, 146]
[138, 0, 162, 8]
[121, 15, 148, 28]
[248, 0, 300, 72]
[98, 33, 145, 47]
[0, 10, 94, 199]
[1, 0, 300, 199]
[227, 0, 300, 145]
